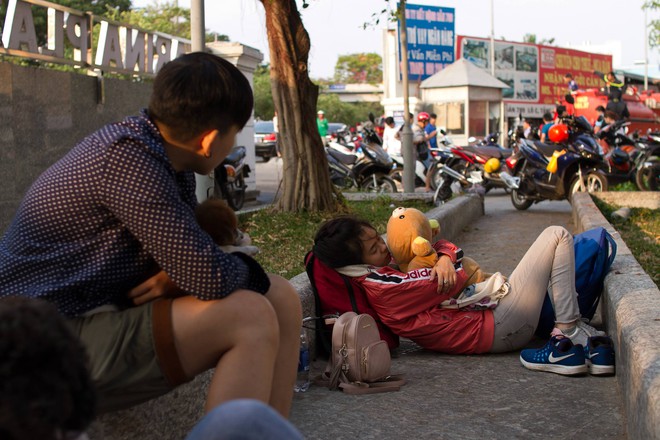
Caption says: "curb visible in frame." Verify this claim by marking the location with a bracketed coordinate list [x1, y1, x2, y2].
[572, 192, 660, 440]
[88, 193, 485, 440]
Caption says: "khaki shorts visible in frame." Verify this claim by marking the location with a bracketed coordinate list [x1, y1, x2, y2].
[68, 299, 188, 413]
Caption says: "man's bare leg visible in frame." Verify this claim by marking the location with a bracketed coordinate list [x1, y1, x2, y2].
[170, 275, 301, 417]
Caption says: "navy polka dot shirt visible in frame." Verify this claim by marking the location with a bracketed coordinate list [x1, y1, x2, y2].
[0, 110, 270, 317]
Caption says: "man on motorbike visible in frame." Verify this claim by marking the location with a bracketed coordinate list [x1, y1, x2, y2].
[414, 112, 433, 192]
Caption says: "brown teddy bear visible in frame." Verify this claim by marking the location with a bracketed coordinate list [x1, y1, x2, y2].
[195, 198, 259, 255]
[385, 206, 487, 286]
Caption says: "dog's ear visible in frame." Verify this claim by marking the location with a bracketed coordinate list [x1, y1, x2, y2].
[195, 198, 238, 246]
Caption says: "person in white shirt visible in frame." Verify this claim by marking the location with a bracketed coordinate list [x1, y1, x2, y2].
[382, 116, 401, 156]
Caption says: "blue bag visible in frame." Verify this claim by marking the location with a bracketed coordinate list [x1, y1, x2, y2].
[535, 227, 617, 337]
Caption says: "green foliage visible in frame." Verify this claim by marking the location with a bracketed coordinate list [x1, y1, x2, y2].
[593, 197, 660, 287]
[644, 1, 660, 47]
[334, 53, 383, 84]
[522, 33, 555, 46]
[238, 199, 433, 279]
[316, 94, 383, 126]
[253, 64, 274, 120]
[610, 182, 638, 192]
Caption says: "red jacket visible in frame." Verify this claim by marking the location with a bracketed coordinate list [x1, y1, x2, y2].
[352, 240, 494, 354]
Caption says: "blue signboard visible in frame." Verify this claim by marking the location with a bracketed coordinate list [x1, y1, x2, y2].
[397, 3, 455, 81]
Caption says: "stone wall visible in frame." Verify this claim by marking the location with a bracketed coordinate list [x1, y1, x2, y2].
[0, 62, 152, 232]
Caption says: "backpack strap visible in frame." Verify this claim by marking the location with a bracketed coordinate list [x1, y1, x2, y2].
[339, 375, 406, 395]
[339, 273, 359, 314]
[304, 251, 333, 356]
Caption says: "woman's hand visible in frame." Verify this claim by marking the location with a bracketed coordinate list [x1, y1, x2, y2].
[128, 270, 181, 305]
[429, 255, 457, 294]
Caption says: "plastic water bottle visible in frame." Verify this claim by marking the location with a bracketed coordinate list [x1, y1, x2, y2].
[294, 327, 311, 392]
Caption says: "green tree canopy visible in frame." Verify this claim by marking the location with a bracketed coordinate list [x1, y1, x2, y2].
[333, 53, 382, 84]
[522, 33, 555, 46]
[253, 63, 274, 120]
[644, 1, 660, 47]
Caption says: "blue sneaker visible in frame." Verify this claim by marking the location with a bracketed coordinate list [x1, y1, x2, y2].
[585, 336, 615, 376]
[520, 336, 588, 376]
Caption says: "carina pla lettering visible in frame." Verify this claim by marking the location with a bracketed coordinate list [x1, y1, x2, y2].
[0, 0, 190, 75]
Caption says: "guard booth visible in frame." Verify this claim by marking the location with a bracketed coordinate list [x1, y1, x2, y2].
[420, 59, 509, 146]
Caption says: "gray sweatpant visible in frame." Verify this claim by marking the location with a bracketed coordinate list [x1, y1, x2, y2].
[490, 226, 580, 353]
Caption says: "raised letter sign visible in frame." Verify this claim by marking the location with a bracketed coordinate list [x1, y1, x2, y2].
[2, 0, 38, 52]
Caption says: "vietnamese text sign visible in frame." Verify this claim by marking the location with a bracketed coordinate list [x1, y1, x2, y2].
[457, 35, 612, 113]
[398, 3, 455, 81]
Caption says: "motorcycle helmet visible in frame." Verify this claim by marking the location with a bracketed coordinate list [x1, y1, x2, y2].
[417, 112, 430, 122]
[611, 147, 629, 165]
[548, 124, 569, 143]
[484, 157, 501, 173]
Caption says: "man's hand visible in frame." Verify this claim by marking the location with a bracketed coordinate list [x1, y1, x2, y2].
[428, 255, 457, 294]
[128, 270, 181, 305]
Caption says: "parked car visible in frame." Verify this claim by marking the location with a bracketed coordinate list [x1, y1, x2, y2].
[254, 120, 278, 162]
[327, 122, 347, 137]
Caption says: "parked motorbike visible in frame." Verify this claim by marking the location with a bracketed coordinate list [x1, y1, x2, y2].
[635, 133, 660, 191]
[213, 145, 250, 211]
[428, 133, 484, 192]
[501, 116, 607, 210]
[598, 121, 660, 191]
[432, 160, 484, 205]
[327, 125, 397, 193]
[461, 132, 514, 193]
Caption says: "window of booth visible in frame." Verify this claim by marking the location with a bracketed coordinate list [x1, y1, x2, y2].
[434, 102, 464, 135]
[469, 101, 487, 137]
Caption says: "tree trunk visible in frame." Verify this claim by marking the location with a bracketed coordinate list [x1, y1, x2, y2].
[260, 0, 341, 212]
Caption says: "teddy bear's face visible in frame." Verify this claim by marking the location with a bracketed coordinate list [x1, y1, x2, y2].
[386, 207, 433, 266]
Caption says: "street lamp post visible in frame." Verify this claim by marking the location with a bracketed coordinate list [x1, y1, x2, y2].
[399, 0, 415, 193]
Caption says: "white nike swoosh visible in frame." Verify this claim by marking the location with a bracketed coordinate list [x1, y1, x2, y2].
[548, 352, 575, 363]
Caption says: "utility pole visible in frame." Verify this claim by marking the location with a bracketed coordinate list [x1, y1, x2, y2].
[191, 0, 212, 203]
[399, 0, 415, 193]
[490, 0, 495, 75]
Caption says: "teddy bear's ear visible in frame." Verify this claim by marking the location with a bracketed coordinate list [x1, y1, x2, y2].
[429, 219, 440, 238]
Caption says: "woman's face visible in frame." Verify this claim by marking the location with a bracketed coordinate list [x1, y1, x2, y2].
[359, 227, 390, 267]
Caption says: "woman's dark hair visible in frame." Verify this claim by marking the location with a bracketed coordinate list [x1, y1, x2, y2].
[0, 297, 96, 440]
[149, 52, 253, 142]
[313, 216, 375, 268]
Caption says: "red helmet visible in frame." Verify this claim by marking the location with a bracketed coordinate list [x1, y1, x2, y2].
[417, 112, 430, 122]
[548, 124, 569, 143]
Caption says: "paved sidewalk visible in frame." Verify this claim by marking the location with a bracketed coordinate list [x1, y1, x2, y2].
[288, 190, 626, 440]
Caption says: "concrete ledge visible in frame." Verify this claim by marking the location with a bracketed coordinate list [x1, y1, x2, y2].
[591, 191, 660, 210]
[89, 193, 484, 439]
[572, 192, 660, 440]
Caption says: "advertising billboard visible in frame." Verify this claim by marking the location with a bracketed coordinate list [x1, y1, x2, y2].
[398, 3, 455, 82]
[456, 35, 613, 118]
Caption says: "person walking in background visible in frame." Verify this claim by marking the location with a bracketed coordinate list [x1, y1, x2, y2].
[382, 116, 401, 156]
[425, 113, 439, 151]
[317, 110, 329, 144]
[273, 110, 281, 158]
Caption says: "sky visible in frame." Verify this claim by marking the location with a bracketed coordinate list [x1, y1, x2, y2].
[135, 0, 660, 79]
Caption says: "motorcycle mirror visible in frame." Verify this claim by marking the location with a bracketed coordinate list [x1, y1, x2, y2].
[368, 112, 375, 123]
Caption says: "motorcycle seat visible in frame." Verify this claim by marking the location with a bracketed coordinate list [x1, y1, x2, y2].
[327, 147, 358, 165]
[462, 145, 512, 160]
[224, 145, 246, 164]
[532, 141, 565, 157]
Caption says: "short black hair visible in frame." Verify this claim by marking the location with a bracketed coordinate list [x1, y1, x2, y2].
[385, 116, 394, 125]
[564, 94, 575, 104]
[313, 216, 375, 268]
[596, 105, 606, 112]
[149, 52, 253, 142]
[564, 73, 573, 79]
[429, 113, 437, 119]
[0, 297, 96, 440]
[543, 112, 553, 122]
